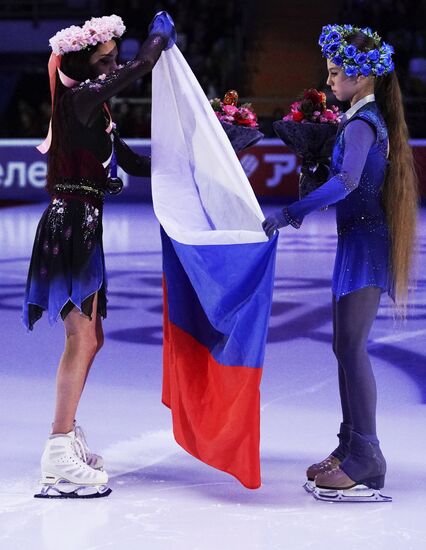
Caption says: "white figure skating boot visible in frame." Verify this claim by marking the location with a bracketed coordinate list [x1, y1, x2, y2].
[73, 422, 104, 470]
[35, 430, 111, 498]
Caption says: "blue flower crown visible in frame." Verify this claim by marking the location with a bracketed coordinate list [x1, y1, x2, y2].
[319, 24, 395, 77]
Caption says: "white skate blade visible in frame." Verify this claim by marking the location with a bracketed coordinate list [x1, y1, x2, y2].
[312, 484, 392, 503]
[35, 480, 111, 499]
[303, 480, 315, 493]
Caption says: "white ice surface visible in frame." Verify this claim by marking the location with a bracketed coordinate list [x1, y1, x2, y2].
[0, 204, 425, 550]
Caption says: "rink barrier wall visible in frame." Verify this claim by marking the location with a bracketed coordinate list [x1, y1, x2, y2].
[1, 138, 426, 203]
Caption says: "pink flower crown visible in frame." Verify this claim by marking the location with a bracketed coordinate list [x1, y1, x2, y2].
[49, 14, 126, 56]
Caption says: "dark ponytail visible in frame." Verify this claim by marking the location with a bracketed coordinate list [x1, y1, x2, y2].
[46, 46, 97, 193]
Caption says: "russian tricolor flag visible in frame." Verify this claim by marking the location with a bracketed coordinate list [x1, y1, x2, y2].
[152, 47, 277, 489]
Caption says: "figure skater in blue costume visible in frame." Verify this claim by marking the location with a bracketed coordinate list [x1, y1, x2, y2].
[23, 12, 176, 498]
[263, 24, 418, 502]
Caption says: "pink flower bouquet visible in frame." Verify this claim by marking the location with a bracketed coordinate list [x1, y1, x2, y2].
[211, 91, 264, 153]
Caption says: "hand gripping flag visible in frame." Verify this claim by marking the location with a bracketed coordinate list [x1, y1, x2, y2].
[151, 46, 277, 489]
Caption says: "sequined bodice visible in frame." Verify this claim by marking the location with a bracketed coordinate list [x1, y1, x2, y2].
[331, 103, 388, 235]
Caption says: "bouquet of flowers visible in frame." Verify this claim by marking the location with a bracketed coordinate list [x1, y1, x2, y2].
[211, 90, 264, 153]
[273, 88, 342, 198]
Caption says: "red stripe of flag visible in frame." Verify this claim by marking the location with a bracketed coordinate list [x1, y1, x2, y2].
[162, 278, 262, 489]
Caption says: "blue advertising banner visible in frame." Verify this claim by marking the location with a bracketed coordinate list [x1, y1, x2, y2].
[0, 139, 152, 203]
[2, 138, 426, 202]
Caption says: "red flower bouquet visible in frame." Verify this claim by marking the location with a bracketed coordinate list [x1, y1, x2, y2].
[283, 88, 340, 124]
[211, 90, 264, 153]
[273, 88, 342, 198]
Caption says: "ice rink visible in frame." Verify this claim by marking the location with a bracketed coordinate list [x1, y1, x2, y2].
[0, 202, 425, 550]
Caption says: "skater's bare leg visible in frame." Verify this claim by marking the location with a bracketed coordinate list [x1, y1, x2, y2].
[38, 297, 109, 498]
[52, 293, 103, 435]
[82, 313, 104, 389]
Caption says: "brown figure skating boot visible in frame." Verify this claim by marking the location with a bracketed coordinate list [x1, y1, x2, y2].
[303, 423, 351, 493]
[312, 431, 391, 502]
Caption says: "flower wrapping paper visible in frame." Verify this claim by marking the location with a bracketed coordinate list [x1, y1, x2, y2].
[273, 119, 338, 198]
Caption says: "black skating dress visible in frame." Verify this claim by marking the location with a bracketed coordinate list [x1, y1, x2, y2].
[23, 35, 167, 330]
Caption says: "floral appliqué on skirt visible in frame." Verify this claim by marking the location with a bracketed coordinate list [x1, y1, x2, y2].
[23, 196, 107, 330]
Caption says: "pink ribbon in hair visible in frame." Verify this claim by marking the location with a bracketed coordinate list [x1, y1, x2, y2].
[103, 103, 114, 134]
[57, 68, 80, 88]
[37, 53, 61, 154]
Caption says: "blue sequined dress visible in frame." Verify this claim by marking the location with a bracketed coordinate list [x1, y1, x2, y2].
[286, 101, 393, 300]
[331, 103, 391, 299]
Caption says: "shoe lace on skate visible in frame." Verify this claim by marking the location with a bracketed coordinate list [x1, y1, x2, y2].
[323, 465, 341, 476]
[318, 456, 338, 468]
[73, 429, 88, 464]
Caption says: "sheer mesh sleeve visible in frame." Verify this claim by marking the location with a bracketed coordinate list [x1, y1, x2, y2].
[113, 131, 151, 177]
[285, 119, 376, 226]
[71, 34, 167, 126]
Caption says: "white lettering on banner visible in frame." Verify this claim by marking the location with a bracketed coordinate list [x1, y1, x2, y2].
[28, 161, 47, 188]
[0, 162, 128, 190]
[1, 162, 26, 187]
[240, 154, 259, 178]
[264, 153, 297, 187]
[0, 161, 47, 188]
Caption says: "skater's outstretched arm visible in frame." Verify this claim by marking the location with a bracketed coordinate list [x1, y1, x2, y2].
[72, 12, 176, 126]
[262, 120, 375, 237]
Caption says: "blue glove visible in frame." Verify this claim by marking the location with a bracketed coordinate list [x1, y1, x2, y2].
[148, 11, 177, 50]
